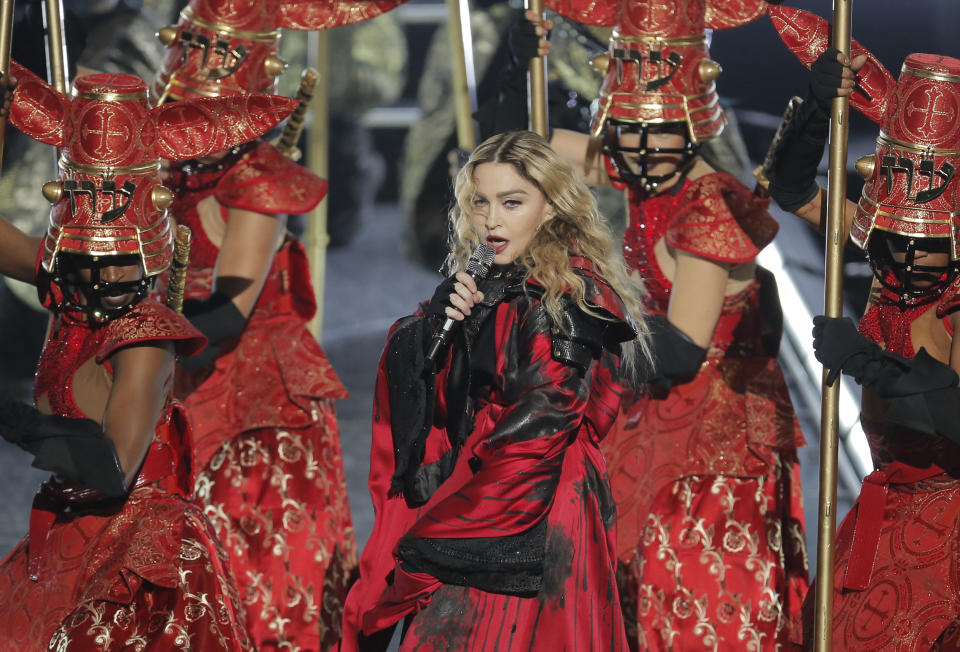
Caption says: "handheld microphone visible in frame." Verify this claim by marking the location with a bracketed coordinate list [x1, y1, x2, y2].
[424, 242, 496, 369]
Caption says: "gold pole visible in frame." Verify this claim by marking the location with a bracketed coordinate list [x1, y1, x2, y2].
[526, 0, 548, 137]
[305, 30, 329, 342]
[42, 0, 69, 94]
[815, 1, 853, 650]
[0, 0, 16, 176]
[446, 0, 475, 151]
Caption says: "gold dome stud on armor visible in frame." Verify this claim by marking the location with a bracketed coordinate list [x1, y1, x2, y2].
[263, 53, 288, 78]
[698, 59, 722, 83]
[151, 185, 174, 211]
[855, 154, 875, 180]
[41, 181, 63, 204]
[590, 54, 610, 75]
[156, 25, 178, 47]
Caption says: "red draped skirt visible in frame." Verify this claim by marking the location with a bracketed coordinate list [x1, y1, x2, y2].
[618, 459, 808, 651]
[195, 399, 357, 652]
[0, 487, 249, 651]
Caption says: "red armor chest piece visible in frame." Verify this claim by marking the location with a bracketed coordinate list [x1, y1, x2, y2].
[34, 318, 104, 421]
[622, 180, 689, 312]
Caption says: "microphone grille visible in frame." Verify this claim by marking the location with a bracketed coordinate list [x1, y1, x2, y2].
[466, 243, 496, 278]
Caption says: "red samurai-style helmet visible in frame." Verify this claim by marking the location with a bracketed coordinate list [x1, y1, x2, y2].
[7, 61, 296, 320]
[770, 6, 960, 302]
[546, 0, 770, 191]
[547, 0, 770, 142]
[154, 0, 407, 102]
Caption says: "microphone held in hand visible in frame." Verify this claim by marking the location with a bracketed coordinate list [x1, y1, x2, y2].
[425, 243, 496, 370]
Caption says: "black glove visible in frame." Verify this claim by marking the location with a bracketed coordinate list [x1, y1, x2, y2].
[767, 48, 856, 213]
[507, 12, 542, 67]
[812, 316, 959, 396]
[180, 291, 248, 371]
[809, 47, 849, 115]
[641, 314, 708, 390]
[767, 100, 828, 214]
[475, 11, 540, 140]
[425, 275, 459, 322]
[0, 392, 126, 497]
[812, 315, 960, 445]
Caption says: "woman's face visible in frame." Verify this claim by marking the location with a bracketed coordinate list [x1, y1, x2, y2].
[886, 237, 951, 288]
[616, 129, 687, 181]
[75, 258, 144, 308]
[469, 162, 554, 265]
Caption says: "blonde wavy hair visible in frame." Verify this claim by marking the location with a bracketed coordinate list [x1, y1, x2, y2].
[445, 130, 649, 371]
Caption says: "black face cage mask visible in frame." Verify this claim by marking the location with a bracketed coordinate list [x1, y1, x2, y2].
[52, 254, 153, 324]
[866, 233, 959, 306]
[603, 121, 697, 194]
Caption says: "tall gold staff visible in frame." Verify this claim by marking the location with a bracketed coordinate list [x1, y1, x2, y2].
[447, 0, 477, 151]
[42, 0, 68, 94]
[305, 30, 329, 340]
[526, 0, 548, 137]
[815, 0, 853, 649]
[0, 0, 15, 175]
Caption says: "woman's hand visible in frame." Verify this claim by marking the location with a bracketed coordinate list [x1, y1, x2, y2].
[445, 271, 484, 321]
[810, 48, 868, 113]
[428, 271, 484, 322]
[519, 9, 553, 60]
[0, 71, 16, 119]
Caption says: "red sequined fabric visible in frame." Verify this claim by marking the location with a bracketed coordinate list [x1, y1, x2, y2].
[168, 147, 356, 652]
[0, 300, 249, 651]
[606, 171, 809, 649]
[809, 291, 960, 650]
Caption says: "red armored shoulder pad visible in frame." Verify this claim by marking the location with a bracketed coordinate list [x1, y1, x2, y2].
[97, 298, 206, 362]
[666, 172, 779, 264]
[8, 60, 71, 148]
[766, 5, 896, 125]
[279, 0, 409, 30]
[150, 94, 297, 161]
[704, 0, 768, 30]
[214, 141, 328, 214]
[544, 0, 618, 27]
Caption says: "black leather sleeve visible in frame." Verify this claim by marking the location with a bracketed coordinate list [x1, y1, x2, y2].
[549, 301, 608, 374]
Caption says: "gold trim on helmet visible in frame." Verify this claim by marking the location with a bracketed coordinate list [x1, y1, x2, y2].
[868, 222, 953, 239]
[902, 65, 960, 86]
[59, 157, 162, 176]
[610, 31, 707, 47]
[71, 88, 149, 102]
[181, 6, 280, 42]
[859, 194, 954, 224]
[877, 132, 960, 156]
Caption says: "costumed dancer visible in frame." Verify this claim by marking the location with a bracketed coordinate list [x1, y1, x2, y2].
[341, 131, 641, 650]
[0, 64, 296, 650]
[765, 7, 960, 648]
[491, 1, 809, 648]
[153, 1, 407, 649]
